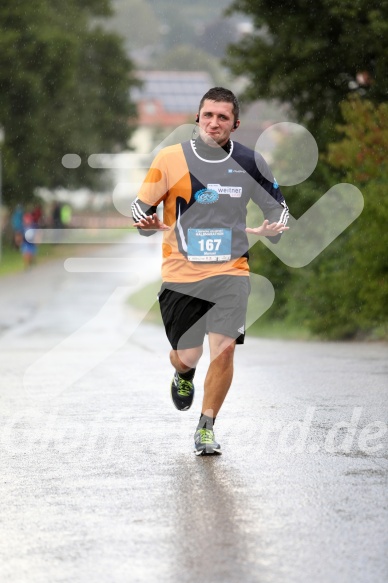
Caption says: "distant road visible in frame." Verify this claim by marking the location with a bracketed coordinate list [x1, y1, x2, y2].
[0, 238, 387, 583]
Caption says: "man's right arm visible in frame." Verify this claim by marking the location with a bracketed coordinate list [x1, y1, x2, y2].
[131, 198, 158, 236]
[131, 198, 170, 235]
[131, 149, 171, 235]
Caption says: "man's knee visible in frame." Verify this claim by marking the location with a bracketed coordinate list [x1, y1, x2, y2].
[217, 342, 235, 361]
[171, 346, 203, 370]
[210, 335, 236, 362]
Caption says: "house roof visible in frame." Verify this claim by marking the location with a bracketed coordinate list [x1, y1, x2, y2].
[132, 71, 214, 114]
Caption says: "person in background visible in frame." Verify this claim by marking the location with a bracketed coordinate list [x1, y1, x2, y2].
[60, 203, 72, 227]
[52, 202, 63, 229]
[31, 203, 44, 227]
[11, 204, 24, 249]
[20, 212, 37, 269]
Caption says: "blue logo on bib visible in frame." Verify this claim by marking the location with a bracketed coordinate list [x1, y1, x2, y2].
[194, 188, 219, 204]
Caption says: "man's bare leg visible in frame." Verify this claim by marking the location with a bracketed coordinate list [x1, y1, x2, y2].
[169, 346, 203, 373]
[201, 332, 236, 419]
[194, 333, 235, 455]
[169, 346, 203, 412]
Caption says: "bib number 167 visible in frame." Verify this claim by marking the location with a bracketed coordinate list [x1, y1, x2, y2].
[198, 238, 221, 252]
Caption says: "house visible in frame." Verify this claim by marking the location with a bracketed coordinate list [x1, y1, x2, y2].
[132, 70, 214, 127]
[130, 71, 214, 153]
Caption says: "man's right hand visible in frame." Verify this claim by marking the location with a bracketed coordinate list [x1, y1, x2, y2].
[133, 213, 170, 230]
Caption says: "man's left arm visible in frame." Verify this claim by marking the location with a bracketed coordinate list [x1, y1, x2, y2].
[248, 153, 290, 242]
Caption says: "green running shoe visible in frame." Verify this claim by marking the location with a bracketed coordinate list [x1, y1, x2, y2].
[170, 371, 195, 411]
[194, 428, 222, 456]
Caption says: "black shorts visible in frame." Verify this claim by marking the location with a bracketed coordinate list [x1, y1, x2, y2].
[158, 275, 251, 350]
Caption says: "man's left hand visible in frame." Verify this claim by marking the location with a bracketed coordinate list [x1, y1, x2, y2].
[246, 219, 289, 237]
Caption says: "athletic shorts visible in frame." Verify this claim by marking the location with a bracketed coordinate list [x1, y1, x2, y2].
[158, 275, 251, 350]
[20, 242, 37, 255]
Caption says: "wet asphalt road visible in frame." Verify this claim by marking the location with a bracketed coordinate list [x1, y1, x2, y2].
[0, 236, 387, 583]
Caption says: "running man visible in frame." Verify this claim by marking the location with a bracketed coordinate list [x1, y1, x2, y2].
[132, 87, 289, 455]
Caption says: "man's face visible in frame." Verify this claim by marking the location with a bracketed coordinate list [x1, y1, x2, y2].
[197, 99, 239, 147]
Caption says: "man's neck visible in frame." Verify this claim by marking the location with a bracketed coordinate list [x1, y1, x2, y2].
[193, 136, 232, 160]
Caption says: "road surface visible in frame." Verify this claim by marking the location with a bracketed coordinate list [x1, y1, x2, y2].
[0, 236, 387, 583]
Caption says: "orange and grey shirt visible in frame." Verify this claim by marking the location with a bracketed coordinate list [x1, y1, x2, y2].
[131, 138, 289, 283]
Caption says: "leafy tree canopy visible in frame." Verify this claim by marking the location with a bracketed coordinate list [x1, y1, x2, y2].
[293, 97, 388, 338]
[0, 0, 138, 205]
[225, 0, 388, 145]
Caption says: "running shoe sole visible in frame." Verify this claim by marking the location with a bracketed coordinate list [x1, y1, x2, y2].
[194, 448, 222, 456]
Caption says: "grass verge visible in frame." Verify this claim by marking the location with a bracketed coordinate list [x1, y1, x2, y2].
[127, 279, 163, 325]
[0, 246, 25, 276]
[247, 318, 312, 340]
[0, 228, 134, 277]
[0, 242, 111, 277]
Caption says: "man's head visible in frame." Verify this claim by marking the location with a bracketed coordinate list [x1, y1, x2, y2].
[198, 87, 240, 122]
[196, 87, 240, 147]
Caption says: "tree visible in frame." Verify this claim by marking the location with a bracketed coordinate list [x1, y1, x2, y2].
[0, 0, 138, 205]
[288, 97, 388, 338]
[224, 1, 388, 339]
[225, 0, 388, 146]
[153, 45, 227, 85]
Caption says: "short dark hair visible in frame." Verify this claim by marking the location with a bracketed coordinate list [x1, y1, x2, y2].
[198, 87, 240, 121]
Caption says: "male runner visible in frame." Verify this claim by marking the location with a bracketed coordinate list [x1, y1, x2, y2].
[132, 87, 289, 455]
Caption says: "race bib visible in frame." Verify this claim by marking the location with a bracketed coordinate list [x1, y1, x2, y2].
[187, 228, 232, 262]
